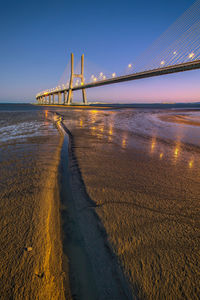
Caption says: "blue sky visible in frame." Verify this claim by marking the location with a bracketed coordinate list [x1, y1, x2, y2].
[0, 0, 199, 103]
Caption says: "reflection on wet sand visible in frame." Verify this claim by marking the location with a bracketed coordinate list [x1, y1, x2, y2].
[58, 107, 200, 299]
[150, 136, 156, 153]
[80, 119, 83, 128]
[188, 158, 194, 168]
[76, 109, 200, 170]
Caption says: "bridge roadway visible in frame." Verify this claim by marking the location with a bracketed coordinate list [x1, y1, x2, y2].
[36, 59, 200, 102]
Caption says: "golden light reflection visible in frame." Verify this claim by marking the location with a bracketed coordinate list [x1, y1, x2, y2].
[172, 139, 182, 164]
[174, 147, 179, 157]
[188, 159, 194, 169]
[173, 141, 181, 161]
[160, 153, 164, 159]
[89, 110, 98, 124]
[80, 119, 83, 128]
[122, 138, 127, 149]
[45, 110, 48, 118]
[107, 125, 113, 142]
[151, 137, 156, 153]
[109, 127, 113, 136]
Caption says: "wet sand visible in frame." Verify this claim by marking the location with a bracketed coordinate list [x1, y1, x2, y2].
[0, 111, 69, 299]
[159, 114, 200, 126]
[55, 107, 200, 299]
[1, 105, 200, 299]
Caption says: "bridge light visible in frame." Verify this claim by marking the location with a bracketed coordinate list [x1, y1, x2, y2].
[128, 64, 132, 68]
[112, 72, 116, 78]
[173, 51, 177, 55]
[103, 75, 106, 80]
[160, 60, 165, 66]
[93, 77, 97, 82]
[189, 52, 195, 59]
[100, 72, 103, 76]
[81, 82, 84, 85]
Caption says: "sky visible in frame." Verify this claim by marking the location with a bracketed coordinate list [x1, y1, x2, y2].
[0, 0, 199, 103]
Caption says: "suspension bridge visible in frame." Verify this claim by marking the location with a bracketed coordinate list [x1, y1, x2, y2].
[36, 0, 200, 105]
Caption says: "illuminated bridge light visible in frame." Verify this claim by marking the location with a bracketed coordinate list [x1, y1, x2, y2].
[93, 77, 97, 82]
[100, 72, 103, 76]
[128, 64, 132, 68]
[173, 51, 177, 55]
[103, 75, 106, 80]
[112, 72, 116, 78]
[160, 60, 165, 66]
[189, 52, 195, 59]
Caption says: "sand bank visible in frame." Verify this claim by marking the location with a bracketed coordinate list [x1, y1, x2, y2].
[0, 112, 67, 299]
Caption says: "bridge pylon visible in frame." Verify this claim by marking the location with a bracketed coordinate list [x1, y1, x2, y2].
[67, 53, 87, 105]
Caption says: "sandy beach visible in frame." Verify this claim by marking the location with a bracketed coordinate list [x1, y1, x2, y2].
[1, 105, 200, 299]
[55, 107, 200, 299]
[0, 108, 69, 299]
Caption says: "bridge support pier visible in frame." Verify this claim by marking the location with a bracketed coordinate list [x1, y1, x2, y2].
[58, 92, 62, 104]
[67, 53, 87, 105]
[64, 91, 67, 104]
[49, 94, 51, 104]
[52, 94, 55, 104]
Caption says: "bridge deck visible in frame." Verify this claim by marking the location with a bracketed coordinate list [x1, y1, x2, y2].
[37, 59, 200, 98]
